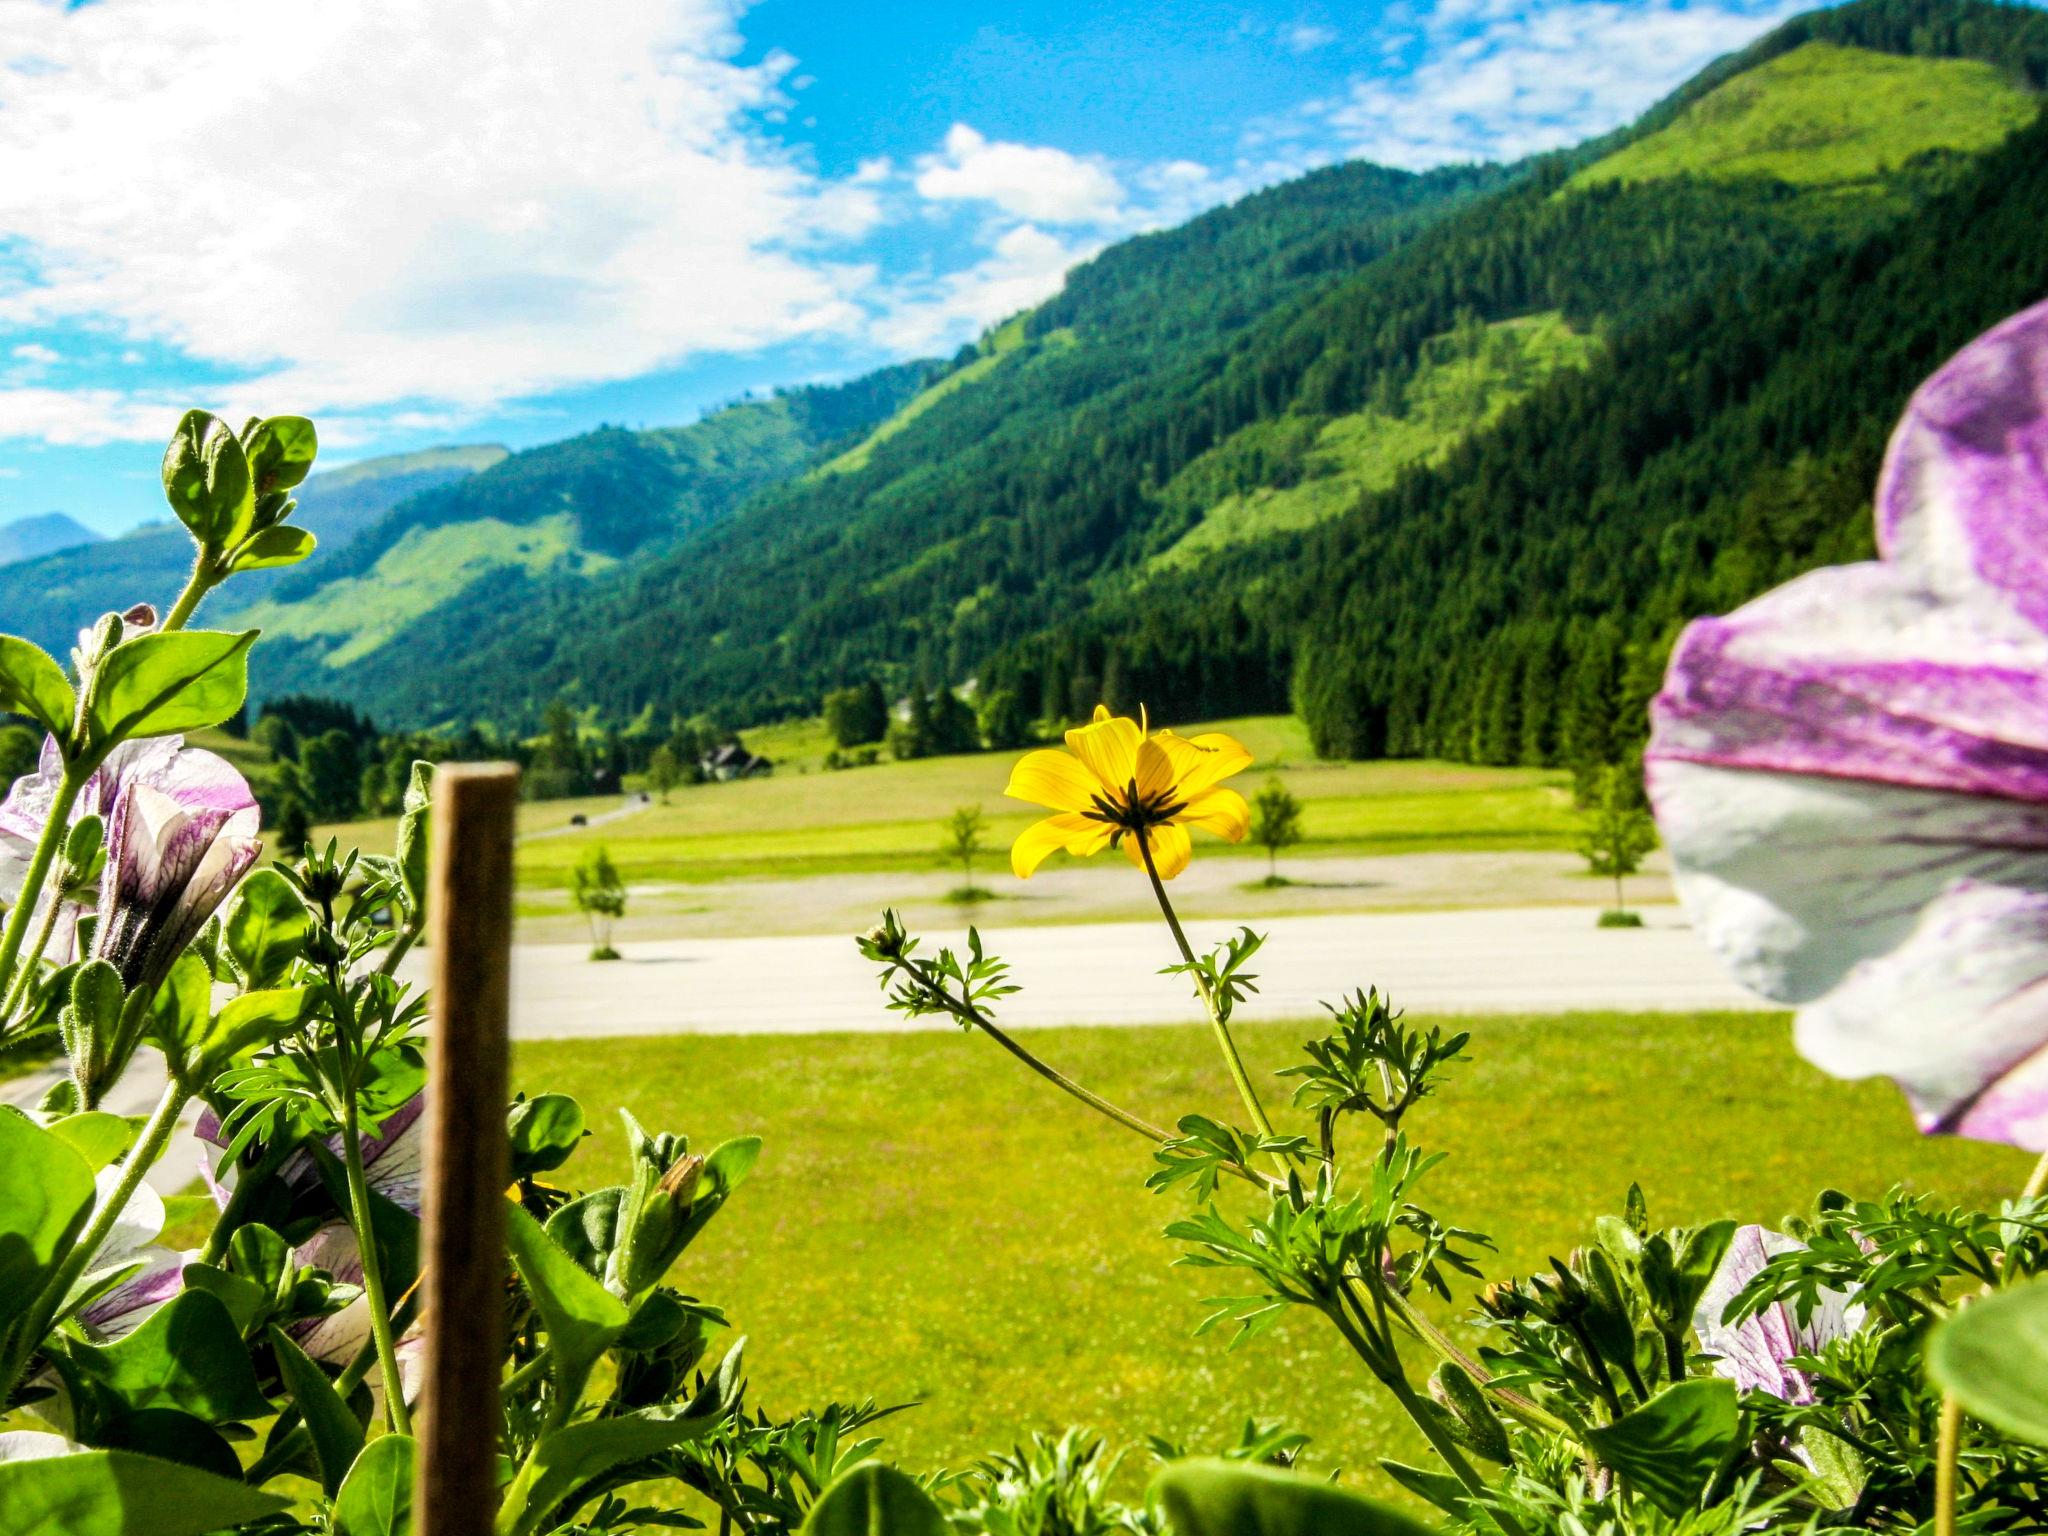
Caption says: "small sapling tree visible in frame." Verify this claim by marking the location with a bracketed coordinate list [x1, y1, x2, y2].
[646, 743, 680, 803]
[1579, 762, 1656, 926]
[1250, 777, 1303, 887]
[571, 843, 627, 959]
[943, 804, 991, 903]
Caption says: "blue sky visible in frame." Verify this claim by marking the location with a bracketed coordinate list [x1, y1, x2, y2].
[0, 0, 1822, 532]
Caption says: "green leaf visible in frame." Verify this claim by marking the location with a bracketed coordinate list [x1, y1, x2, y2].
[508, 1094, 586, 1178]
[267, 1325, 364, 1496]
[160, 410, 254, 548]
[240, 415, 318, 496]
[505, 1202, 628, 1412]
[396, 761, 433, 916]
[496, 1398, 730, 1536]
[0, 1111, 97, 1354]
[68, 1290, 273, 1423]
[334, 1434, 414, 1536]
[0, 636, 76, 739]
[46, 1112, 135, 1172]
[799, 1464, 947, 1536]
[0, 1446, 287, 1535]
[95, 1409, 243, 1481]
[1584, 1378, 1740, 1515]
[1929, 1275, 2048, 1445]
[222, 869, 313, 988]
[1152, 1459, 1439, 1536]
[227, 526, 316, 573]
[178, 1264, 267, 1336]
[87, 630, 255, 747]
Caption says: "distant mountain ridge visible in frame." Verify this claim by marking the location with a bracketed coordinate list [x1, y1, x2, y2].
[0, 512, 101, 569]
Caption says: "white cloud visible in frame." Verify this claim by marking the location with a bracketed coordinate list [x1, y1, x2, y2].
[10, 344, 59, 365]
[0, 0, 883, 443]
[872, 224, 1096, 354]
[1288, 23, 1340, 51]
[1319, 0, 1808, 168]
[914, 125, 1125, 225]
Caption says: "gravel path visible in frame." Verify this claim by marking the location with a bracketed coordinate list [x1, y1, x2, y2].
[417, 903, 1767, 1040]
[9, 904, 1763, 1191]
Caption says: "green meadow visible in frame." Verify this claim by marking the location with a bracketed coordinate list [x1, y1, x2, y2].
[512, 1010, 2029, 1492]
[317, 714, 1580, 891]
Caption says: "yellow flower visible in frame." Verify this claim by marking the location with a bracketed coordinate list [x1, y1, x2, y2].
[1005, 705, 1253, 881]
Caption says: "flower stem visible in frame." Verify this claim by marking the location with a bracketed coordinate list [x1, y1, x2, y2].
[0, 889, 66, 1026]
[341, 1099, 413, 1435]
[0, 771, 84, 1028]
[161, 555, 216, 633]
[0, 1078, 188, 1401]
[1138, 834, 1278, 1141]
[2020, 1150, 2048, 1204]
[1934, 1392, 1963, 1536]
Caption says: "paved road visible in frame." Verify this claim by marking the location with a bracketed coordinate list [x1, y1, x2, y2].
[404, 904, 1769, 1040]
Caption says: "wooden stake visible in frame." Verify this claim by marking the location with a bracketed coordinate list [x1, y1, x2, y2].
[418, 763, 520, 1536]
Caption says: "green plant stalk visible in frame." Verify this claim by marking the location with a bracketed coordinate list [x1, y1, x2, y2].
[1324, 1288, 1525, 1536]
[0, 771, 84, 1012]
[0, 887, 66, 1026]
[1138, 833, 1278, 1141]
[198, 1135, 302, 1267]
[1933, 1149, 2048, 1535]
[1382, 1288, 1573, 1436]
[0, 1078, 189, 1401]
[1933, 1392, 1962, 1536]
[160, 553, 218, 634]
[340, 1099, 414, 1436]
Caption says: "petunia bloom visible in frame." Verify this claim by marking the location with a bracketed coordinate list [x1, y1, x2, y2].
[1, 732, 258, 980]
[73, 1170, 193, 1344]
[1692, 1225, 1862, 1404]
[1006, 705, 1253, 880]
[89, 753, 260, 998]
[195, 1093, 424, 1389]
[1647, 299, 2048, 1151]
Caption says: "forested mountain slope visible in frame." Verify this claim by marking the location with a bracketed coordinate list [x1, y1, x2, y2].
[327, 0, 2042, 746]
[237, 369, 926, 697]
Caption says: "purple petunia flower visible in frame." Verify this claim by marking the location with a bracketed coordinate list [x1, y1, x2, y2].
[0, 731, 258, 978]
[1647, 299, 2048, 1151]
[1692, 1225, 1862, 1404]
[195, 1092, 426, 1396]
[72, 1170, 194, 1344]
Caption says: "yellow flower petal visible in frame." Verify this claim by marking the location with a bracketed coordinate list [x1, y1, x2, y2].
[1174, 786, 1251, 843]
[1133, 737, 1179, 805]
[1064, 712, 1142, 792]
[1152, 730, 1253, 797]
[1011, 813, 1114, 878]
[1005, 748, 1103, 812]
[1121, 822, 1192, 880]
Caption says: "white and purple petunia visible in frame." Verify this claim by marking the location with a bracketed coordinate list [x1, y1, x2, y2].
[195, 1092, 426, 1392]
[72, 1169, 194, 1344]
[1647, 298, 2048, 1151]
[0, 731, 260, 980]
[1692, 1225, 1862, 1404]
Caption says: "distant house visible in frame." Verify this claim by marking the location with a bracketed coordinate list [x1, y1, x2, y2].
[701, 743, 773, 782]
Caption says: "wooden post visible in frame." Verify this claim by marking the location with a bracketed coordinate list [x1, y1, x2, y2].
[418, 763, 520, 1536]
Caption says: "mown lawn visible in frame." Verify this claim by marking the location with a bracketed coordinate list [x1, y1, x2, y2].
[322, 715, 1580, 890]
[513, 1011, 2029, 1493]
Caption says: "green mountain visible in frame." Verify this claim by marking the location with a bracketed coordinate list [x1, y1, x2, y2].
[236, 371, 926, 701]
[101, 0, 2042, 772]
[0, 445, 506, 656]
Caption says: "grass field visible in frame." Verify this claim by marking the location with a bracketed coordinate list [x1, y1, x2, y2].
[512, 1011, 2028, 1497]
[319, 715, 1580, 892]
[1572, 41, 2037, 192]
